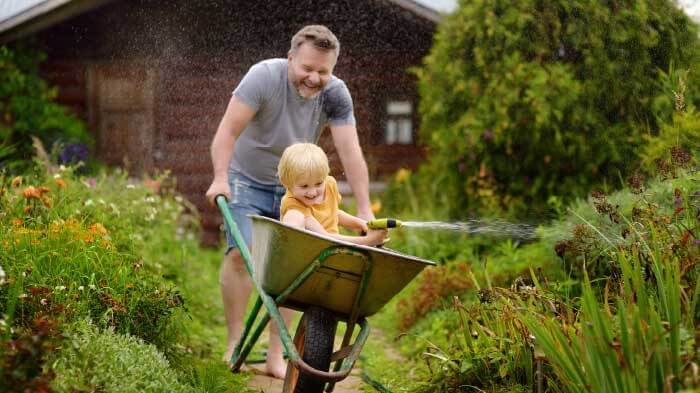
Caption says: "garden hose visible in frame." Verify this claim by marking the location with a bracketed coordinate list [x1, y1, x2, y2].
[366, 218, 403, 229]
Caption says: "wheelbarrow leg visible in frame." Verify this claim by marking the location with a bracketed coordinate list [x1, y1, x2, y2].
[230, 295, 269, 370]
[324, 321, 355, 393]
[326, 249, 372, 392]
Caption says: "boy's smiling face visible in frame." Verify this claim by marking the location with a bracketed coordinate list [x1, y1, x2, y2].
[291, 174, 326, 206]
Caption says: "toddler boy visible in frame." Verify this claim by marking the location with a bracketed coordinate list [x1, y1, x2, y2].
[278, 143, 387, 246]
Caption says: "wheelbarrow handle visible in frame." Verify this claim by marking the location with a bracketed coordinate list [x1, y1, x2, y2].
[215, 195, 301, 371]
[215, 194, 252, 276]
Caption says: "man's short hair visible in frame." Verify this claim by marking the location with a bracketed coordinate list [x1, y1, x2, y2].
[290, 25, 340, 58]
[278, 143, 330, 188]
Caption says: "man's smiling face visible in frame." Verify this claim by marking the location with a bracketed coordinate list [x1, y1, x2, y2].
[288, 42, 337, 99]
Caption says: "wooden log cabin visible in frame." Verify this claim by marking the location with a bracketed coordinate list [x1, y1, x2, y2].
[0, 0, 440, 245]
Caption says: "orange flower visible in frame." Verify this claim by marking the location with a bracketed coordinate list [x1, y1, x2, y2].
[11, 176, 22, 188]
[22, 186, 49, 200]
[64, 218, 79, 229]
[395, 168, 411, 183]
[23, 186, 41, 200]
[89, 223, 108, 236]
[143, 179, 161, 193]
[83, 234, 94, 244]
[55, 178, 66, 188]
[371, 199, 382, 214]
[41, 196, 52, 208]
[11, 218, 23, 227]
[23, 205, 33, 214]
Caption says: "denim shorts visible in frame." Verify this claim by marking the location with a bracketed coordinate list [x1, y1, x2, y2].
[224, 170, 286, 254]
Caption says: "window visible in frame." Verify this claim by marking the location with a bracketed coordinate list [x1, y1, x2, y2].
[385, 100, 413, 144]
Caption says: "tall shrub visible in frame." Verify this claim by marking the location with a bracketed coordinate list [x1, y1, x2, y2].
[0, 43, 90, 172]
[414, 0, 699, 218]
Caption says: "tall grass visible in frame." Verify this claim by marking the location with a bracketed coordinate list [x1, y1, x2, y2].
[523, 176, 698, 392]
[374, 168, 698, 392]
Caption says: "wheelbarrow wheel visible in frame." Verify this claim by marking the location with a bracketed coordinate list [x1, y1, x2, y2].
[283, 306, 337, 393]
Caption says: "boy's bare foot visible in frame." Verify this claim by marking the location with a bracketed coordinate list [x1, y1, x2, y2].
[265, 358, 287, 379]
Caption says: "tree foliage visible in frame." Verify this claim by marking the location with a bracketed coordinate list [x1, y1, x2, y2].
[0, 43, 90, 172]
[414, 0, 700, 218]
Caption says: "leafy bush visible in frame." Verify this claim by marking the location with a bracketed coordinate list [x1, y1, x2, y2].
[0, 313, 63, 392]
[0, 162, 258, 391]
[549, 169, 699, 285]
[51, 320, 192, 393]
[641, 71, 700, 175]
[411, 0, 700, 217]
[0, 165, 187, 353]
[0, 43, 91, 172]
[396, 262, 474, 330]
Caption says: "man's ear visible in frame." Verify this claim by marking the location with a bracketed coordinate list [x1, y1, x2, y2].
[287, 50, 293, 61]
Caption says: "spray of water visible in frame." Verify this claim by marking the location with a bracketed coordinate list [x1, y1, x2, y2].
[400, 219, 538, 241]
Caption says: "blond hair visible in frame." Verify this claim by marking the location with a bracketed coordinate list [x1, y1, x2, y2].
[278, 143, 330, 188]
[290, 25, 340, 58]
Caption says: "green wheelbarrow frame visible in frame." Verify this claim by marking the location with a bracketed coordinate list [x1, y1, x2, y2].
[216, 196, 434, 391]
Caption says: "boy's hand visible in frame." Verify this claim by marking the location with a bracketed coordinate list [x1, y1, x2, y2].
[364, 229, 388, 246]
[359, 221, 369, 234]
[356, 217, 369, 233]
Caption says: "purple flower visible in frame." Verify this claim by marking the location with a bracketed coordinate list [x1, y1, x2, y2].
[59, 143, 89, 164]
[482, 129, 494, 142]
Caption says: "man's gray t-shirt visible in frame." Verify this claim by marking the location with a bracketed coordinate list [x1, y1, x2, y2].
[230, 58, 356, 185]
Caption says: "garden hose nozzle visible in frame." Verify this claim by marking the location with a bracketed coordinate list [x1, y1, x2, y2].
[367, 218, 403, 229]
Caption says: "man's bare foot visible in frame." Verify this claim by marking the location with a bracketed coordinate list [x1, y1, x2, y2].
[265, 358, 287, 379]
[222, 342, 236, 363]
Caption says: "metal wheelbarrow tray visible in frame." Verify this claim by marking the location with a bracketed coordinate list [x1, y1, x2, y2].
[252, 215, 433, 317]
[216, 196, 434, 392]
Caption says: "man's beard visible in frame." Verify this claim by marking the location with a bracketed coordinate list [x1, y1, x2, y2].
[294, 79, 322, 99]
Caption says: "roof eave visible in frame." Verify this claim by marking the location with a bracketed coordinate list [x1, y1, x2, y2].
[0, 0, 114, 43]
[383, 0, 442, 23]
[0, 0, 442, 44]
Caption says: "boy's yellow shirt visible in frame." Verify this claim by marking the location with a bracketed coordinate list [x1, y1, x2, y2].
[280, 176, 341, 234]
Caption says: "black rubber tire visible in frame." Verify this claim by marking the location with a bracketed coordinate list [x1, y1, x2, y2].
[283, 306, 337, 393]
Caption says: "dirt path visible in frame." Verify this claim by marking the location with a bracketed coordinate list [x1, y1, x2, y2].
[246, 364, 364, 392]
[245, 326, 401, 392]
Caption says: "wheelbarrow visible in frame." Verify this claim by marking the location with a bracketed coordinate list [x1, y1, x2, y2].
[216, 196, 435, 392]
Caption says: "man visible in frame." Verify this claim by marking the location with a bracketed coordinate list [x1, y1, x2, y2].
[205, 25, 374, 378]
